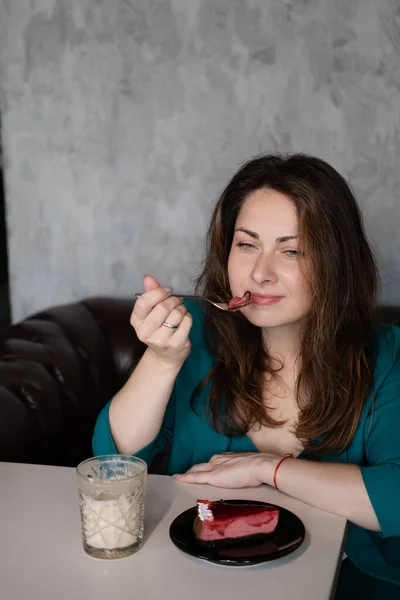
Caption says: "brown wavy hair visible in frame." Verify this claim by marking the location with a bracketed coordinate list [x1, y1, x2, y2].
[194, 153, 379, 455]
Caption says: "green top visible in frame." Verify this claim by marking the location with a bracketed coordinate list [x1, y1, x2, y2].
[93, 301, 400, 591]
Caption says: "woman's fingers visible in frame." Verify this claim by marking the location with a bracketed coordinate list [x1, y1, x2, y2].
[133, 288, 179, 323]
[143, 297, 184, 330]
[168, 311, 193, 348]
[184, 463, 214, 474]
[143, 274, 162, 292]
[163, 304, 187, 326]
[138, 303, 186, 343]
[174, 472, 212, 484]
[150, 308, 193, 349]
[134, 274, 170, 321]
[131, 275, 193, 361]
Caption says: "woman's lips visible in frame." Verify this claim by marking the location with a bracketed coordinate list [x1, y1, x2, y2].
[250, 293, 284, 306]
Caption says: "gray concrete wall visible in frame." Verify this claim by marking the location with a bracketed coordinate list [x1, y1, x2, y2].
[0, 0, 399, 322]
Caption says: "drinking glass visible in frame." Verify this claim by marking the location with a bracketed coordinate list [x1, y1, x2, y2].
[76, 455, 147, 559]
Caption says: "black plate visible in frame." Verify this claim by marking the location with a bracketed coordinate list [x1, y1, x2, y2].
[169, 499, 305, 567]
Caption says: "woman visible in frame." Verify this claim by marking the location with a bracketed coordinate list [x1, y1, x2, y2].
[93, 154, 400, 598]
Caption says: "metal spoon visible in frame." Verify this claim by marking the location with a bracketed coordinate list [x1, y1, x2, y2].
[134, 292, 252, 312]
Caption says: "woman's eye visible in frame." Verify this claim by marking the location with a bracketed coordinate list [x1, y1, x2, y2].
[236, 242, 255, 250]
[283, 249, 300, 257]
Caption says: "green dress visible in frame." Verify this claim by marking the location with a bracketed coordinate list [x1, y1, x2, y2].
[93, 301, 400, 597]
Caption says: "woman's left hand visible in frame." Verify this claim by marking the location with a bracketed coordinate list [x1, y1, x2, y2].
[173, 452, 277, 488]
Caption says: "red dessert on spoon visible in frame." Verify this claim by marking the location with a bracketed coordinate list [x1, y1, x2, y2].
[227, 291, 251, 310]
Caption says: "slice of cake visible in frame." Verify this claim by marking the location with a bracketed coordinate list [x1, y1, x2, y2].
[228, 291, 251, 310]
[193, 499, 280, 545]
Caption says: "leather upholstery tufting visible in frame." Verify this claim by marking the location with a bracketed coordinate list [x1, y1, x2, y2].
[0, 298, 145, 466]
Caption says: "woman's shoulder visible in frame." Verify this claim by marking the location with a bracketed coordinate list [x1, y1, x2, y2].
[369, 324, 400, 398]
[370, 324, 400, 366]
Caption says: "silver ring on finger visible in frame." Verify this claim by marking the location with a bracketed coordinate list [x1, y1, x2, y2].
[162, 321, 179, 329]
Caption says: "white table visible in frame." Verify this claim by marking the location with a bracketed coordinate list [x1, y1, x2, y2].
[0, 462, 346, 600]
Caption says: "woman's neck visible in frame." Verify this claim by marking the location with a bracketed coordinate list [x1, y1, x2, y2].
[262, 323, 302, 367]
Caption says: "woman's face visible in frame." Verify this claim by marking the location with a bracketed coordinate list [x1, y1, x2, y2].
[227, 188, 312, 330]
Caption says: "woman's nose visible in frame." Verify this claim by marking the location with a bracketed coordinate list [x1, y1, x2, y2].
[250, 253, 278, 285]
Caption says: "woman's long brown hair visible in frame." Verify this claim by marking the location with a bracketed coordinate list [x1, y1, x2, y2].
[194, 154, 379, 455]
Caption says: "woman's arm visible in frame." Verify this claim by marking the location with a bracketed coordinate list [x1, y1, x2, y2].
[109, 348, 183, 455]
[175, 453, 381, 531]
[260, 456, 380, 531]
[103, 275, 193, 455]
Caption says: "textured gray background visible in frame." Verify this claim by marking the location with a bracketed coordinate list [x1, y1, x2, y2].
[0, 0, 399, 322]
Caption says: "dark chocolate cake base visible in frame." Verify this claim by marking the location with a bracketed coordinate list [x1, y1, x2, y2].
[194, 530, 276, 548]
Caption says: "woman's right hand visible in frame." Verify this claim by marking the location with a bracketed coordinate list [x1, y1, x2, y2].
[131, 275, 192, 366]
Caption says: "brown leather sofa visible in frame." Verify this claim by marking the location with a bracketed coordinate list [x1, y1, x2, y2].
[0, 298, 145, 467]
[1, 297, 400, 468]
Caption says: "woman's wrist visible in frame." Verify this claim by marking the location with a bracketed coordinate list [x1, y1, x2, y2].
[255, 454, 280, 486]
[256, 453, 295, 487]
[144, 347, 185, 373]
[273, 453, 294, 491]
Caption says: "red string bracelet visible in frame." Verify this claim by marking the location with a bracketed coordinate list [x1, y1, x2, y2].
[273, 453, 293, 491]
